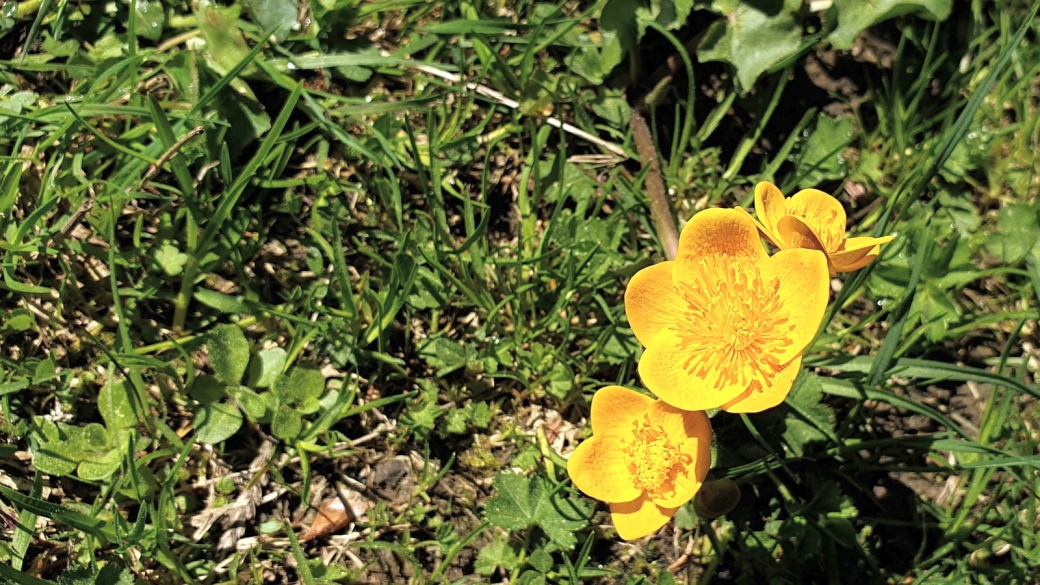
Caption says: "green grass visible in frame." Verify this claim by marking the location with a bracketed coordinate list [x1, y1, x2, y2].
[0, 0, 1038, 584]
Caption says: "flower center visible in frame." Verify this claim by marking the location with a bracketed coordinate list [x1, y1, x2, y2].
[624, 415, 689, 497]
[673, 259, 795, 391]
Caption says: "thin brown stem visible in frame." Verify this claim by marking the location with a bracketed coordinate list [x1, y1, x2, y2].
[630, 107, 679, 260]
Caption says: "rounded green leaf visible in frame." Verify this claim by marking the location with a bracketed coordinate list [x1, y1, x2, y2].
[77, 449, 123, 481]
[193, 401, 244, 444]
[271, 404, 302, 440]
[207, 324, 250, 385]
[246, 347, 287, 389]
[189, 375, 227, 405]
[273, 366, 325, 406]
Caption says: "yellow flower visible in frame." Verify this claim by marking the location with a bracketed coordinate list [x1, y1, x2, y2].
[753, 181, 895, 274]
[567, 386, 712, 540]
[625, 208, 829, 413]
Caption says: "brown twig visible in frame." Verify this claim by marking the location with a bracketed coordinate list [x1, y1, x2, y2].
[630, 107, 679, 259]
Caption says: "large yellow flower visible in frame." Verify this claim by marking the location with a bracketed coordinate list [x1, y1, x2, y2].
[567, 386, 712, 540]
[625, 208, 829, 413]
[753, 181, 894, 274]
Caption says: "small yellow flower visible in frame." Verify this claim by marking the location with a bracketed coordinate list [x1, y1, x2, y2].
[753, 181, 895, 274]
[567, 386, 712, 540]
[625, 208, 829, 413]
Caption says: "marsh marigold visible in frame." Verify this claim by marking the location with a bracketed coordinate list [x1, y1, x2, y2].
[753, 181, 894, 274]
[567, 386, 712, 540]
[625, 208, 829, 413]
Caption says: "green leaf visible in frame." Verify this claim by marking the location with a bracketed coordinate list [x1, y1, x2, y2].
[796, 115, 855, 185]
[229, 385, 269, 420]
[207, 324, 250, 385]
[985, 204, 1039, 265]
[29, 419, 77, 477]
[515, 570, 546, 585]
[474, 536, 519, 575]
[418, 337, 472, 377]
[246, 347, 288, 389]
[77, 449, 123, 481]
[188, 375, 227, 406]
[133, 0, 165, 41]
[698, 0, 802, 90]
[194, 288, 248, 314]
[193, 402, 243, 444]
[271, 404, 303, 440]
[485, 473, 590, 550]
[153, 242, 188, 276]
[0, 562, 56, 585]
[0, 485, 116, 543]
[98, 379, 136, 432]
[195, 0, 257, 78]
[919, 283, 960, 342]
[528, 549, 553, 573]
[242, 0, 299, 43]
[400, 382, 444, 440]
[828, 0, 953, 49]
[272, 366, 325, 407]
[782, 372, 836, 456]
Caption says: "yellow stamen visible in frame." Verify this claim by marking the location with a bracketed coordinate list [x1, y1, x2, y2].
[674, 259, 794, 392]
[624, 415, 690, 499]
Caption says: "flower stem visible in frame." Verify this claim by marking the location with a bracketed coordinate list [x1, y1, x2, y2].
[630, 107, 679, 260]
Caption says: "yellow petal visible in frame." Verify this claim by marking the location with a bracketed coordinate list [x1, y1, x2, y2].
[775, 216, 827, 252]
[754, 181, 787, 247]
[609, 494, 678, 541]
[764, 248, 830, 363]
[829, 235, 895, 273]
[674, 209, 766, 285]
[638, 329, 748, 411]
[624, 261, 686, 348]
[843, 235, 895, 251]
[785, 189, 847, 252]
[831, 247, 882, 272]
[721, 355, 803, 413]
[566, 434, 642, 504]
[590, 385, 654, 436]
[645, 400, 712, 444]
[652, 436, 712, 508]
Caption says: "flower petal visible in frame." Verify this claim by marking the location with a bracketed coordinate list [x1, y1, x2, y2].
[764, 248, 829, 363]
[785, 189, 847, 252]
[653, 437, 711, 508]
[645, 400, 712, 444]
[775, 216, 827, 252]
[609, 494, 678, 541]
[624, 261, 687, 348]
[638, 330, 748, 411]
[754, 181, 787, 247]
[674, 209, 767, 285]
[829, 235, 895, 273]
[590, 385, 654, 436]
[721, 356, 802, 413]
[566, 434, 642, 504]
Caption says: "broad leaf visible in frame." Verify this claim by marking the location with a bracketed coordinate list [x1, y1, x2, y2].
[246, 347, 287, 389]
[796, 115, 855, 185]
[207, 324, 250, 385]
[475, 536, 519, 575]
[699, 0, 802, 90]
[985, 204, 1039, 265]
[828, 0, 953, 49]
[98, 379, 136, 432]
[193, 402, 243, 444]
[485, 473, 590, 549]
[782, 372, 836, 456]
[271, 404, 303, 440]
